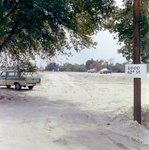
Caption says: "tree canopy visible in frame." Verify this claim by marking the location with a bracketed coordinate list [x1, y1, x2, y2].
[0, 0, 115, 65]
[104, 0, 149, 63]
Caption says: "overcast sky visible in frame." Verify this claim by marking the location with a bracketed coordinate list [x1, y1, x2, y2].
[37, 0, 126, 67]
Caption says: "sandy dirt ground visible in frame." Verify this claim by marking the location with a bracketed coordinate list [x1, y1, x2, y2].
[0, 72, 149, 150]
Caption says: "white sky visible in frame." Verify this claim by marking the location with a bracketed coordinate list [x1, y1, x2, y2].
[37, 0, 126, 67]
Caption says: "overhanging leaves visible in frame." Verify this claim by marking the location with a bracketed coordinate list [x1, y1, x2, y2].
[0, 0, 115, 62]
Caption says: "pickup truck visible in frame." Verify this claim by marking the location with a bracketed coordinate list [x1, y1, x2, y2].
[0, 70, 41, 90]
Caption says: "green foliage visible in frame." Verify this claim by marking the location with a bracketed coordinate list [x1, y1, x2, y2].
[147, 64, 149, 72]
[73, 64, 87, 72]
[110, 63, 125, 72]
[26, 62, 36, 72]
[85, 59, 94, 70]
[0, 0, 115, 66]
[59, 63, 74, 71]
[45, 63, 58, 71]
[104, 0, 149, 63]
[46, 62, 87, 72]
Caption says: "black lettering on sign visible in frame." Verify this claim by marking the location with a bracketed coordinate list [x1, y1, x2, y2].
[127, 65, 141, 74]
[128, 66, 140, 71]
[128, 71, 132, 74]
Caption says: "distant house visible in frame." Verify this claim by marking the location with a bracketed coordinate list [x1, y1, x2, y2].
[99, 68, 112, 74]
[87, 68, 97, 73]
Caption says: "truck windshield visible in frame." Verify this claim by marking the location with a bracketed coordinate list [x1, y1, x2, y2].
[1, 72, 6, 77]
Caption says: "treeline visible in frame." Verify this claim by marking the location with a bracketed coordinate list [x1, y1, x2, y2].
[45, 59, 126, 73]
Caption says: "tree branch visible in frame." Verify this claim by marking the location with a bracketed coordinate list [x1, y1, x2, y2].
[2, 0, 22, 21]
[0, 19, 19, 52]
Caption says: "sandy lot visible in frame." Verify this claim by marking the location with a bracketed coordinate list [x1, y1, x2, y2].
[0, 72, 149, 150]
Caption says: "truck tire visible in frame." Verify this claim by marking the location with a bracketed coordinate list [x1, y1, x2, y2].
[7, 85, 11, 88]
[28, 86, 34, 90]
[15, 83, 21, 90]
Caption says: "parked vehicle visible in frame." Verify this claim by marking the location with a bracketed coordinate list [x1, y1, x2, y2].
[0, 70, 41, 90]
[87, 68, 97, 73]
[99, 68, 112, 74]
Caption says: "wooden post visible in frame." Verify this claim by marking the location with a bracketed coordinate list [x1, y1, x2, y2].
[133, 0, 141, 124]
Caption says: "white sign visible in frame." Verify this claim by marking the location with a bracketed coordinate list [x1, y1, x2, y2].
[125, 64, 147, 78]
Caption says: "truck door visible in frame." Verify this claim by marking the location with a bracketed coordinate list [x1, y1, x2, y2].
[0, 72, 6, 85]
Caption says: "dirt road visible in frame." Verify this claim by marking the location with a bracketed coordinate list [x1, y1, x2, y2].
[0, 72, 149, 150]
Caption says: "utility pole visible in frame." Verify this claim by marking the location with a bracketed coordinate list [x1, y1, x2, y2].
[133, 0, 141, 124]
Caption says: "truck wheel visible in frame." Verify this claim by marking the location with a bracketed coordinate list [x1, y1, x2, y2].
[28, 86, 34, 90]
[15, 83, 21, 90]
[7, 85, 11, 88]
